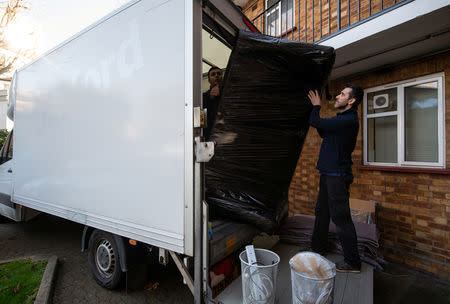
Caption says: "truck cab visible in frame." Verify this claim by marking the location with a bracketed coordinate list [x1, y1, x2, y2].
[0, 129, 39, 221]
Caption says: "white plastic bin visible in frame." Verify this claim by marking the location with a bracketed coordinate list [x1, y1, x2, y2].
[289, 252, 336, 304]
[239, 248, 280, 304]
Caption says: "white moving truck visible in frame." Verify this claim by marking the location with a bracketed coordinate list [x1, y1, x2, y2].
[0, 0, 257, 302]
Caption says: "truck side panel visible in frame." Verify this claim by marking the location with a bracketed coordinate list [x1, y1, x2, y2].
[13, 0, 193, 254]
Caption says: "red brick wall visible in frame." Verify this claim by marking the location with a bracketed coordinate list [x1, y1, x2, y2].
[240, 0, 448, 280]
[289, 51, 450, 279]
[242, 0, 407, 42]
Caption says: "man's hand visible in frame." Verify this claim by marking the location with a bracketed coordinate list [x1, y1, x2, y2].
[210, 84, 220, 98]
[308, 90, 321, 106]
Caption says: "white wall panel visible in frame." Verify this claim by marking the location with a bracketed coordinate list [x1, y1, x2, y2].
[13, 0, 192, 253]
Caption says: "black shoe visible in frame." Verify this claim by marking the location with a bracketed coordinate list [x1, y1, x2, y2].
[335, 260, 361, 273]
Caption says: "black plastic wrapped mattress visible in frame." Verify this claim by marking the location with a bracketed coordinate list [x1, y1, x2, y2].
[205, 31, 335, 233]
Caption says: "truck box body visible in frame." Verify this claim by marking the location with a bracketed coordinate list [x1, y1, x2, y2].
[12, 0, 195, 255]
[1, 0, 339, 300]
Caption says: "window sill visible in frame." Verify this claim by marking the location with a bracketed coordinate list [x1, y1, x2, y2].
[275, 26, 297, 38]
[357, 165, 450, 175]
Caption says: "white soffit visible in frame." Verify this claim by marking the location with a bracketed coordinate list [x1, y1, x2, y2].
[319, 0, 450, 50]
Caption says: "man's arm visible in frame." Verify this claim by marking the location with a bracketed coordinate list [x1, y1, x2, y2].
[309, 106, 325, 137]
[308, 90, 356, 131]
[309, 105, 356, 130]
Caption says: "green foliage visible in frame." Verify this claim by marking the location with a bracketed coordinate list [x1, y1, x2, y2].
[0, 129, 8, 148]
[0, 258, 47, 304]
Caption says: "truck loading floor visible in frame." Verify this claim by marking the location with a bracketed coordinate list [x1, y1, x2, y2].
[216, 243, 373, 304]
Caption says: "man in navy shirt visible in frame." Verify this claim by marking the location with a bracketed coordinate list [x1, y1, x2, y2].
[203, 66, 222, 139]
[307, 84, 364, 273]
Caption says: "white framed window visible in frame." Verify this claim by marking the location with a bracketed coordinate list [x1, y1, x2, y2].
[265, 0, 294, 36]
[363, 73, 445, 168]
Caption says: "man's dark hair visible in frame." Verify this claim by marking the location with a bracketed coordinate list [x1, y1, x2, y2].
[344, 83, 364, 108]
[208, 66, 221, 81]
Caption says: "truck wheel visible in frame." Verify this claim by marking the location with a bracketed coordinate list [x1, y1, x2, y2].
[88, 230, 123, 289]
[0, 215, 11, 223]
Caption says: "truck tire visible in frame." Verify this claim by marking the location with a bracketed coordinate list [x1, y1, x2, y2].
[0, 215, 11, 223]
[88, 229, 124, 289]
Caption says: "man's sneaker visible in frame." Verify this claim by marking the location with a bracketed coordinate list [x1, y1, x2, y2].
[335, 260, 361, 273]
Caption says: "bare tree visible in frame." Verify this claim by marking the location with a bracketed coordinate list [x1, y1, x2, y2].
[0, 0, 33, 80]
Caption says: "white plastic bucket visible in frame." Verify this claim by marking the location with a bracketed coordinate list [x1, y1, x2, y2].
[289, 252, 336, 304]
[239, 248, 280, 304]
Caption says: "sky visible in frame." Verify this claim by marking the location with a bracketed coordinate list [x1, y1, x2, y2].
[10, 0, 130, 55]
[2, 0, 130, 130]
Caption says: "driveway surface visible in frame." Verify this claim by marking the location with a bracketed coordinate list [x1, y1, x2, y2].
[2, 213, 449, 304]
[0, 213, 193, 303]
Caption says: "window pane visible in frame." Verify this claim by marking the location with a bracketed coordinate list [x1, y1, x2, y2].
[367, 88, 397, 114]
[404, 81, 438, 162]
[266, 9, 279, 36]
[281, 0, 293, 33]
[266, 0, 293, 36]
[7, 132, 12, 159]
[367, 116, 397, 163]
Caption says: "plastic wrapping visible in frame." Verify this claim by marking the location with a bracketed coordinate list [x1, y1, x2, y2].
[205, 30, 335, 232]
[290, 252, 336, 304]
[239, 248, 280, 304]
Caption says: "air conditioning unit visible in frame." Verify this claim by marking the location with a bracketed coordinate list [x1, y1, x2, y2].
[373, 94, 389, 109]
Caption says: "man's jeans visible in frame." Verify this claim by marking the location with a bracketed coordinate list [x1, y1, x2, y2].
[311, 174, 361, 268]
